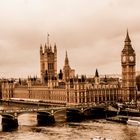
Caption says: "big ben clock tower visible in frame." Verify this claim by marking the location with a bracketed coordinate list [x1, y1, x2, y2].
[121, 30, 136, 102]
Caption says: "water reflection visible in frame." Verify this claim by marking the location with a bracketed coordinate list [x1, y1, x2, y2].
[123, 125, 140, 140]
[0, 105, 140, 140]
[0, 119, 140, 140]
[18, 113, 37, 126]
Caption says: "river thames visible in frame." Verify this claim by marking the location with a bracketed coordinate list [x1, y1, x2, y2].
[0, 105, 140, 140]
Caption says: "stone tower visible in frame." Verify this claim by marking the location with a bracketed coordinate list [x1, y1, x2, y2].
[121, 30, 136, 102]
[63, 51, 71, 81]
[40, 37, 57, 83]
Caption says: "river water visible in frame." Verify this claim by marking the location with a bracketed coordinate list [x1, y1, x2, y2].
[0, 105, 140, 140]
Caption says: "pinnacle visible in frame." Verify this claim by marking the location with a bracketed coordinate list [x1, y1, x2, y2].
[65, 51, 69, 65]
[125, 29, 131, 42]
[95, 69, 99, 77]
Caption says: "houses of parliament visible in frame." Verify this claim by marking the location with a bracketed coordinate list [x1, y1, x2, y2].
[1, 31, 137, 105]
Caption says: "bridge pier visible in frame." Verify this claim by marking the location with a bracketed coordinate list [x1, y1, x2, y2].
[88, 107, 106, 119]
[1, 114, 18, 131]
[37, 111, 55, 126]
[66, 108, 84, 122]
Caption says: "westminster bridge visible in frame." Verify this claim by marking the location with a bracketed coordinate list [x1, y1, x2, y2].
[0, 103, 118, 131]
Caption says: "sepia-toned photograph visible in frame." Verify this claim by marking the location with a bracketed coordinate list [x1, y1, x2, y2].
[0, 0, 140, 140]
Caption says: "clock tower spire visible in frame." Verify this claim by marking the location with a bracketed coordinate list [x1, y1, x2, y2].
[121, 30, 136, 102]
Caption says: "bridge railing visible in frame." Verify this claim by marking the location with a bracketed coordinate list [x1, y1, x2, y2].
[0, 103, 101, 116]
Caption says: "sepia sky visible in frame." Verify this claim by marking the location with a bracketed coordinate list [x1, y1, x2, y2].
[0, 0, 140, 78]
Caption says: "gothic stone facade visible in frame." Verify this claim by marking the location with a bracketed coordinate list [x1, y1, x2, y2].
[1, 31, 136, 105]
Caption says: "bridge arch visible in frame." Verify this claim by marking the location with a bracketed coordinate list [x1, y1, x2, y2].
[66, 108, 82, 112]
[53, 108, 66, 115]
[82, 106, 96, 113]
[17, 111, 38, 117]
[37, 111, 52, 116]
[1, 114, 15, 118]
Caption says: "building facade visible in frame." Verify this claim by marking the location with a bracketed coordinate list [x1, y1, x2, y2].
[1, 31, 137, 105]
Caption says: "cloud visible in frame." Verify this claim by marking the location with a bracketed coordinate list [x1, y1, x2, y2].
[0, 0, 140, 78]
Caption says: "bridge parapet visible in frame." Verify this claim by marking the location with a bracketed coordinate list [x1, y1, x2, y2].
[0, 103, 108, 118]
[0, 106, 67, 117]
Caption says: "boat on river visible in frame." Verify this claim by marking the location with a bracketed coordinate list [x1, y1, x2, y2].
[127, 117, 140, 126]
[106, 115, 128, 124]
[91, 136, 113, 140]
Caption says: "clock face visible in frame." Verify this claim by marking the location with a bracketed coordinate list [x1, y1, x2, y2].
[129, 56, 134, 62]
[122, 56, 126, 62]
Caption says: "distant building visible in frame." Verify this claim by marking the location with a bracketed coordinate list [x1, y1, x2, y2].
[1, 31, 137, 105]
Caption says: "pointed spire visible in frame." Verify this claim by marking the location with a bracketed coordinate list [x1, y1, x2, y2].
[40, 44, 43, 54]
[104, 75, 107, 83]
[54, 43, 57, 52]
[44, 43, 47, 53]
[40, 44, 42, 49]
[122, 29, 134, 53]
[95, 69, 99, 77]
[125, 29, 131, 42]
[65, 51, 69, 65]
[44, 43, 47, 48]
[50, 44, 52, 52]
[47, 33, 50, 47]
[40, 44, 42, 51]
[66, 51, 68, 57]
